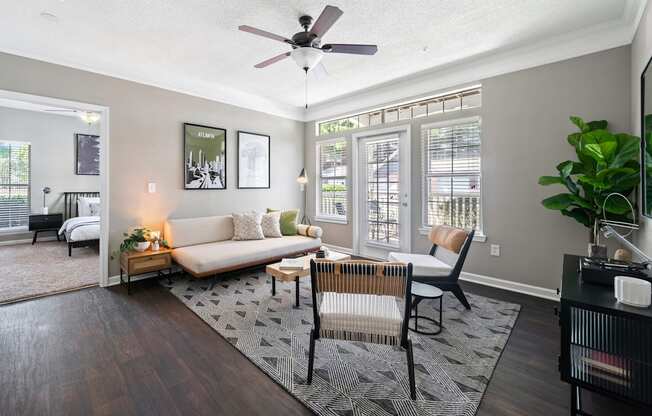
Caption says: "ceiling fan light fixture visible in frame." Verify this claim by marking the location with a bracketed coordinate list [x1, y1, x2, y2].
[291, 47, 323, 70]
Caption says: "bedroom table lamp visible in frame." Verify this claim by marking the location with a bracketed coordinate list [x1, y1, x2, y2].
[297, 169, 310, 225]
[42, 187, 51, 214]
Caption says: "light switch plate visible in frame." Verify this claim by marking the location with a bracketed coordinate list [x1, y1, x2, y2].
[490, 244, 500, 257]
[148, 182, 157, 193]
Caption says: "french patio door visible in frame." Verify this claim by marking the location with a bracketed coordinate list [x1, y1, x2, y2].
[356, 128, 410, 260]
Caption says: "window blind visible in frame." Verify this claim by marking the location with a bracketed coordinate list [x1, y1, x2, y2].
[0, 141, 31, 230]
[422, 120, 481, 231]
[317, 140, 347, 218]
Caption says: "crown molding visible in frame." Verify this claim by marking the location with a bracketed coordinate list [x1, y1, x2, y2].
[0, 47, 305, 121]
[305, 0, 648, 122]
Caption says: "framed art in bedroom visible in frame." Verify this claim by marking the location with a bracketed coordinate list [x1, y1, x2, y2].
[237, 131, 270, 189]
[184, 123, 227, 190]
[75, 133, 100, 175]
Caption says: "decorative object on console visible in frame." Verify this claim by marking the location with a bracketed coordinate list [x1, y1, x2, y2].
[118, 227, 151, 253]
[184, 123, 226, 190]
[237, 131, 270, 189]
[41, 186, 50, 214]
[297, 168, 310, 224]
[614, 248, 632, 262]
[538, 116, 640, 257]
[615, 276, 651, 308]
[75, 133, 100, 175]
[232, 212, 264, 240]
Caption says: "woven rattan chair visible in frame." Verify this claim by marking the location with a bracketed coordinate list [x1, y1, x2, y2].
[307, 259, 416, 400]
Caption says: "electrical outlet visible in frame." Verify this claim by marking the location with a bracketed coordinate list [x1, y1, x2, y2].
[490, 244, 500, 257]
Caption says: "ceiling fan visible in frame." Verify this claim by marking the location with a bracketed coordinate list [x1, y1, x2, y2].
[238, 5, 378, 74]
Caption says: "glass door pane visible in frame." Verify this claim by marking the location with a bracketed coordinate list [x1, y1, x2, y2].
[365, 137, 400, 246]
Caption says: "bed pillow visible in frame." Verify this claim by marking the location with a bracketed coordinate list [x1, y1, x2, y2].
[261, 211, 282, 238]
[78, 197, 100, 217]
[267, 208, 299, 236]
[232, 212, 264, 241]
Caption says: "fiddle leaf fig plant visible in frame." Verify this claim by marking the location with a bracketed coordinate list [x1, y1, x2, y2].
[538, 116, 640, 243]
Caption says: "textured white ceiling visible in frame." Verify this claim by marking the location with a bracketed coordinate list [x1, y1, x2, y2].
[0, 0, 643, 119]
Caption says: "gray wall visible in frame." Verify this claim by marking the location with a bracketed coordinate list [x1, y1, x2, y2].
[305, 46, 631, 290]
[0, 52, 305, 276]
[0, 106, 100, 242]
[632, 2, 652, 257]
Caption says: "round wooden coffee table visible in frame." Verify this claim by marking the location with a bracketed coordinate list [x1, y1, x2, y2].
[409, 282, 443, 335]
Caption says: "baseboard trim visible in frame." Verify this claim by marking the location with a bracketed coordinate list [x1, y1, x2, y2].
[460, 271, 560, 302]
[0, 236, 58, 246]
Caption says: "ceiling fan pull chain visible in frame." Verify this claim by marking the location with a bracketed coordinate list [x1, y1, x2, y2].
[304, 67, 309, 109]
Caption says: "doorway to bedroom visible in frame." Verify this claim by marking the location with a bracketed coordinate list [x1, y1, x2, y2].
[0, 92, 107, 305]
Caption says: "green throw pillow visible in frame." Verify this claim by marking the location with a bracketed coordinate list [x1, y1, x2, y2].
[267, 208, 299, 235]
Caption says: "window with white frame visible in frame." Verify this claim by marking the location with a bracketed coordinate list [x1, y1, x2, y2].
[0, 141, 31, 231]
[422, 118, 481, 232]
[316, 139, 347, 222]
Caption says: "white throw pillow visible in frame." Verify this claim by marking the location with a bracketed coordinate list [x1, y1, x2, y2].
[232, 212, 264, 240]
[261, 211, 282, 238]
[77, 197, 100, 217]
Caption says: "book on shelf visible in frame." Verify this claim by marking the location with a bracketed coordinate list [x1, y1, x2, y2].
[279, 258, 304, 270]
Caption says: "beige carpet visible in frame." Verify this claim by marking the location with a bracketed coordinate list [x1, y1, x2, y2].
[0, 240, 99, 304]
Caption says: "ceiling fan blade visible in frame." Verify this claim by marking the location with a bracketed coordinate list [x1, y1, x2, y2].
[322, 43, 378, 55]
[309, 62, 329, 80]
[239, 25, 293, 44]
[254, 51, 291, 68]
[309, 5, 343, 38]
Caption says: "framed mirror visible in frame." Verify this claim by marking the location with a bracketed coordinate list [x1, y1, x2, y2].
[641, 57, 652, 217]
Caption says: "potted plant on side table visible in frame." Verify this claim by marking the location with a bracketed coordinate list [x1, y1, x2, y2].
[539, 116, 640, 258]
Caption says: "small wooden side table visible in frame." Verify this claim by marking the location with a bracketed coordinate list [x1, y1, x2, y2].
[119, 248, 173, 295]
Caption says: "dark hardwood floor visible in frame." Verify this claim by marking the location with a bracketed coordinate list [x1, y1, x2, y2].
[0, 276, 642, 415]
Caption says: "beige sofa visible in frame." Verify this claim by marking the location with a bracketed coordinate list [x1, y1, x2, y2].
[163, 215, 322, 278]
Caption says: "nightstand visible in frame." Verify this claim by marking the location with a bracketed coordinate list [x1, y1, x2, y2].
[119, 248, 173, 295]
[28, 213, 63, 244]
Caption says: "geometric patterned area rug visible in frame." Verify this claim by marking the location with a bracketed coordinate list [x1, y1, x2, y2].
[163, 270, 520, 416]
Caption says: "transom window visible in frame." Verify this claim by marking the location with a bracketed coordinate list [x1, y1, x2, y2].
[317, 87, 481, 136]
[422, 118, 482, 232]
[316, 140, 347, 222]
[0, 141, 31, 231]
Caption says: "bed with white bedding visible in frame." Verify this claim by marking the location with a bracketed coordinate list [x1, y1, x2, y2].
[59, 192, 100, 256]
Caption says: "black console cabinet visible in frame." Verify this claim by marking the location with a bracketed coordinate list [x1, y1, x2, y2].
[559, 254, 652, 415]
[28, 213, 63, 244]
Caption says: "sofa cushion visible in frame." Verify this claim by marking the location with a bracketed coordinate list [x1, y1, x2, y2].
[232, 212, 264, 240]
[164, 215, 233, 248]
[172, 235, 321, 275]
[319, 292, 402, 338]
[267, 208, 299, 235]
[261, 211, 282, 238]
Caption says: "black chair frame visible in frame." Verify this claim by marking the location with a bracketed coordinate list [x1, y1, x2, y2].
[307, 260, 417, 400]
[413, 229, 475, 310]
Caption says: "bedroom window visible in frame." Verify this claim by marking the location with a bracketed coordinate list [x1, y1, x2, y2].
[316, 139, 347, 223]
[0, 141, 31, 231]
[422, 117, 483, 236]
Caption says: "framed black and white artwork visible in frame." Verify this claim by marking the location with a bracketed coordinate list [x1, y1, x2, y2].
[184, 123, 227, 190]
[237, 131, 270, 189]
[75, 134, 100, 175]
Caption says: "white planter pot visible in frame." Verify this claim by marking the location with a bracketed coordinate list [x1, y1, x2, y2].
[135, 241, 150, 252]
